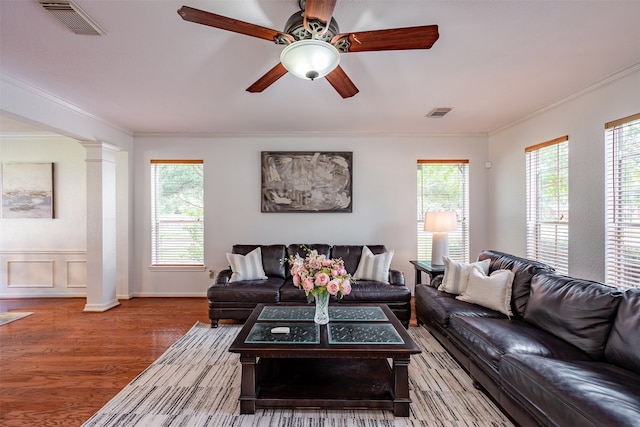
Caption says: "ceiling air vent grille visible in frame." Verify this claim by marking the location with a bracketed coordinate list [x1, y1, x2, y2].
[426, 108, 452, 118]
[39, 1, 106, 35]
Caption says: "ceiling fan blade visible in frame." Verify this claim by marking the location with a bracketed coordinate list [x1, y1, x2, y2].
[178, 6, 290, 42]
[325, 66, 359, 98]
[304, 0, 337, 25]
[246, 63, 288, 93]
[334, 25, 439, 52]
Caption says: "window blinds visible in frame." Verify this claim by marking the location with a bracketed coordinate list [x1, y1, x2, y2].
[605, 113, 640, 288]
[150, 160, 204, 266]
[525, 136, 569, 274]
[417, 160, 469, 262]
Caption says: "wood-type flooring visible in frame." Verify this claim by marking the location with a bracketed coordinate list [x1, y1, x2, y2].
[0, 297, 417, 427]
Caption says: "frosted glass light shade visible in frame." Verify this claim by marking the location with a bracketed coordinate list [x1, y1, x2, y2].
[280, 39, 340, 81]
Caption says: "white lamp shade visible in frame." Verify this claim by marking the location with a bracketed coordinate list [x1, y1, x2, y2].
[280, 39, 340, 81]
[423, 211, 458, 232]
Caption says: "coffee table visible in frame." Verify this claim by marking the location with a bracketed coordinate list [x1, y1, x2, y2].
[228, 303, 421, 416]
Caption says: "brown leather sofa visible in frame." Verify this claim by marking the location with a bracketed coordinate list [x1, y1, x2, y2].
[208, 243, 411, 328]
[415, 250, 640, 426]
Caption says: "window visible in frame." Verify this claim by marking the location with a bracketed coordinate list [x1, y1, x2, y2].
[525, 136, 569, 274]
[417, 160, 469, 261]
[150, 160, 204, 266]
[605, 113, 640, 289]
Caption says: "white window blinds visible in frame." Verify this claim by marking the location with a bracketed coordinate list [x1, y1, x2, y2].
[417, 160, 469, 262]
[150, 160, 204, 265]
[605, 113, 640, 289]
[526, 136, 569, 274]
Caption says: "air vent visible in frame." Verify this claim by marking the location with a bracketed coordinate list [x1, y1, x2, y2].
[39, 1, 106, 35]
[426, 108, 452, 118]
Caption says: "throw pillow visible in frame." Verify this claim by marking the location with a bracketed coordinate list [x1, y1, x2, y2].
[456, 265, 514, 317]
[438, 257, 491, 295]
[226, 247, 268, 282]
[353, 246, 394, 284]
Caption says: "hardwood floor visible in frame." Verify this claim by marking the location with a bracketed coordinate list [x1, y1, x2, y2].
[0, 297, 418, 426]
[0, 297, 209, 427]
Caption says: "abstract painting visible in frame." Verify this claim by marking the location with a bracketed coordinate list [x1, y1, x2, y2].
[261, 151, 352, 213]
[1, 163, 54, 218]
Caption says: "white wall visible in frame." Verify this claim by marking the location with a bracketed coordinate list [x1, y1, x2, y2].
[132, 134, 490, 295]
[487, 68, 640, 282]
[0, 136, 88, 296]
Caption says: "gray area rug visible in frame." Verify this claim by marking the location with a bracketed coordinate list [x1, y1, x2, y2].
[82, 322, 513, 427]
[0, 312, 33, 326]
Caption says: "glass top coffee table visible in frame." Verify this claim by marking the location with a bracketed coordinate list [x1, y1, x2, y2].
[229, 304, 421, 416]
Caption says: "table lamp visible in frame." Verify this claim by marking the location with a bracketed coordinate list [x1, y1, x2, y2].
[424, 211, 458, 266]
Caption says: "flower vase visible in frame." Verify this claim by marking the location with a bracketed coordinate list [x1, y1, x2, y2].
[314, 291, 330, 325]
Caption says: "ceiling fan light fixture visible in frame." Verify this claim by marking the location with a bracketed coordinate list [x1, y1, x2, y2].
[280, 39, 340, 81]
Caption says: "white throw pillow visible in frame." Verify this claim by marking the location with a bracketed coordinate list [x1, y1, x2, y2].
[438, 257, 491, 295]
[353, 246, 394, 284]
[456, 265, 514, 317]
[226, 247, 268, 282]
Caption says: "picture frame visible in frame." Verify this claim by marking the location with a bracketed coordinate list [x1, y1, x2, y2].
[261, 151, 352, 213]
[1, 163, 54, 218]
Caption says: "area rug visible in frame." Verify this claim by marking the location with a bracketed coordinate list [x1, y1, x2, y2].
[0, 312, 33, 326]
[82, 322, 513, 427]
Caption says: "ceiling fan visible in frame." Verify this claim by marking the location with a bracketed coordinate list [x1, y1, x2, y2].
[177, 0, 439, 98]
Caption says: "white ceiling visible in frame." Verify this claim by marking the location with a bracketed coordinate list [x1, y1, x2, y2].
[1, 0, 640, 137]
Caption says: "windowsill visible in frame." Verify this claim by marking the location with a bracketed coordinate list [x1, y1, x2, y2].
[148, 265, 207, 272]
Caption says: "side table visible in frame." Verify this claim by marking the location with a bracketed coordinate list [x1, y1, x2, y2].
[409, 260, 445, 286]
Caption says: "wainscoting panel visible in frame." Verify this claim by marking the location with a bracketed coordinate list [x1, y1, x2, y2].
[7, 260, 53, 287]
[1, 251, 87, 297]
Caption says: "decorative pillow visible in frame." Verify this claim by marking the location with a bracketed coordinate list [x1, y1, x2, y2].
[353, 246, 394, 284]
[438, 257, 491, 295]
[456, 266, 514, 317]
[226, 247, 267, 282]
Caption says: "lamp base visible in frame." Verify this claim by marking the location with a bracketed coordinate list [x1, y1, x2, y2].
[431, 232, 449, 266]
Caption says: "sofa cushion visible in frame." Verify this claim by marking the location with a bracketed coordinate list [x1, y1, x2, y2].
[439, 257, 490, 295]
[331, 245, 386, 275]
[415, 284, 506, 327]
[500, 354, 640, 427]
[449, 316, 591, 370]
[478, 250, 554, 318]
[456, 267, 514, 316]
[232, 244, 287, 279]
[208, 277, 284, 303]
[605, 288, 640, 374]
[524, 273, 624, 360]
[339, 280, 411, 303]
[226, 247, 267, 282]
[353, 246, 394, 284]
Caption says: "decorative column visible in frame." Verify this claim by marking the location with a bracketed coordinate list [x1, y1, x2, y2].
[81, 141, 120, 312]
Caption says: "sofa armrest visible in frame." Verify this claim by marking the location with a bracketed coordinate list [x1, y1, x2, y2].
[389, 269, 405, 286]
[431, 274, 444, 289]
[214, 268, 232, 285]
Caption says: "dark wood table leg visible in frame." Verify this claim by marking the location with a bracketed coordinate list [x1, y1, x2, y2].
[239, 356, 257, 414]
[415, 266, 423, 286]
[393, 357, 411, 416]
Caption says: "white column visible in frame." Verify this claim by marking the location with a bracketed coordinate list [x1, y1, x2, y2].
[81, 141, 120, 312]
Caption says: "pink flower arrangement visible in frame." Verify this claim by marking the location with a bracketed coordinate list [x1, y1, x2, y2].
[287, 247, 352, 299]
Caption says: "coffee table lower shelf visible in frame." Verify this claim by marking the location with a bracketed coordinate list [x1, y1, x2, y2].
[240, 357, 411, 416]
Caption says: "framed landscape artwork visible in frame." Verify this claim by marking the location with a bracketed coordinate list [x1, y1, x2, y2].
[261, 151, 352, 213]
[1, 163, 54, 218]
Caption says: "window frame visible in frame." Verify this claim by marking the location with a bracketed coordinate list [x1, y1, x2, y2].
[605, 113, 640, 289]
[417, 160, 470, 262]
[525, 135, 569, 274]
[150, 159, 205, 270]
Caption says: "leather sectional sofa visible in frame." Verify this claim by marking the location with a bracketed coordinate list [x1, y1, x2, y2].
[415, 249, 640, 426]
[208, 244, 411, 327]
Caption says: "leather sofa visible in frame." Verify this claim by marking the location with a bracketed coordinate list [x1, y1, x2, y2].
[415, 249, 640, 426]
[208, 244, 411, 327]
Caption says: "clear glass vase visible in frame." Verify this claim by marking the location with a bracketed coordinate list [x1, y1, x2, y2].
[314, 290, 330, 325]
